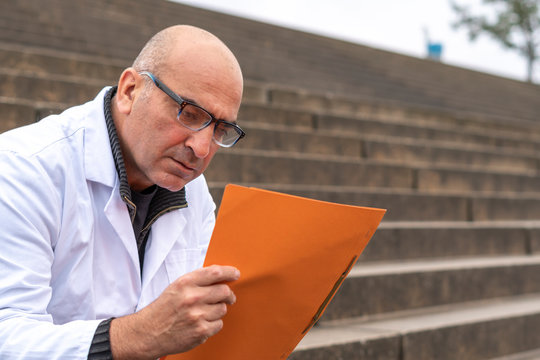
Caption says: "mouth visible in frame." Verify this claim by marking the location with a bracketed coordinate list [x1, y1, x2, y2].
[173, 158, 197, 173]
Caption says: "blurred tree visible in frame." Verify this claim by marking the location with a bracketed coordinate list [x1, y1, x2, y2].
[450, 0, 539, 82]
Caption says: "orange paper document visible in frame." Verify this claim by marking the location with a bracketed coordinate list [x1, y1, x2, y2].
[164, 184, 386, 360]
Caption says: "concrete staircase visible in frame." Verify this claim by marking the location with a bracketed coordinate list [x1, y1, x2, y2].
[2, 3, 540, 359]
[235, 83, 540, 359]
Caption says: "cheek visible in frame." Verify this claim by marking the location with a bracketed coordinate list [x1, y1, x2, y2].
[161, 130, 191, 153]
[130, 125, 171, 167]
[149, 117, 187, 150]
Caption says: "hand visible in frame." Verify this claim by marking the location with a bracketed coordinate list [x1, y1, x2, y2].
[110, 265, 240, 360]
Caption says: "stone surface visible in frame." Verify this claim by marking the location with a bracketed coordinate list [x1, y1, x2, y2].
[323, 256, 540, 320]
[291, 294, 540, 360]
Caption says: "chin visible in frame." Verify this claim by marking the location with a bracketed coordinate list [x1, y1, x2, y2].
[161, 182, 187, 192]
[157, 177, 190, 192]
[155, 169, 202, 191]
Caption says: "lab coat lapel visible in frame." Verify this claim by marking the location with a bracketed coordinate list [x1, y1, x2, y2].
[141, 212, 187, 292]
[103, 178, 142, 283]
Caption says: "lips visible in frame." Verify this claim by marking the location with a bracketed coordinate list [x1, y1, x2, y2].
[173, 157, 198, 173]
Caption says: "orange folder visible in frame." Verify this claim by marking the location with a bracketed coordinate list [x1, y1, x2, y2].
[163, 184, 386, 360]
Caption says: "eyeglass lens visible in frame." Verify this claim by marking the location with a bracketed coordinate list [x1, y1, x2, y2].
[178, 104, 241, 147]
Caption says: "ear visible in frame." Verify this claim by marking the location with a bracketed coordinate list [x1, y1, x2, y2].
[115, 68, 140, 115]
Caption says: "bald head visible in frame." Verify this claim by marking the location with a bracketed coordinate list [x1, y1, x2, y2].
[133, 25, 242, 83]
[131, 25, 243, 116]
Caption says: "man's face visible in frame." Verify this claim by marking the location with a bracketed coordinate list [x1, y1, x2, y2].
[120, 68, 242, 192]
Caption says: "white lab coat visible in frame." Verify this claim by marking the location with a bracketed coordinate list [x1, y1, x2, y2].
[0, 88, 216, 359]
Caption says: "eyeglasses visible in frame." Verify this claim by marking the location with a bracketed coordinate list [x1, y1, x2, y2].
[139, 71, 245, 147]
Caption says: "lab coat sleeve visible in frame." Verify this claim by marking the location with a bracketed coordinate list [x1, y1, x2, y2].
[0, 152, 101, 359]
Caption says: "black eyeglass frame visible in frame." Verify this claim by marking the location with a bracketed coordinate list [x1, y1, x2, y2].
[139, 71, 245, 147]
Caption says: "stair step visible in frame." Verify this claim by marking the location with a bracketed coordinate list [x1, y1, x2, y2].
[237, 123, 540, 174]
[323, 255, 540, 320]
[0, 101, 36, 133]
[0, 70, 108, 105]
[0, 41, 125, 80]
[265, 82, 540, 132]
[316, 113, 540, 153]
[362, 137, 539, 174]
[289, 293, 540, 360]
[490, 348, 540, 360]
[364, 220, 540, 262]
[207, 150, 540, 194]
[0, 96, 68, 132]
[239, 103, 540, 154]
[206, 150, 414, 190]
[208, 182, 540, 221]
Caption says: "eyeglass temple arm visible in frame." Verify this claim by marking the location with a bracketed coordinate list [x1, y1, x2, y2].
[140, 71, 185, 106]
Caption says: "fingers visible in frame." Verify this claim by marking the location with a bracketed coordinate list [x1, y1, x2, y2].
[204, 283, 236, 305]
[177, 280, 236, 312]
[173, 265, 239, 305]
[201, 302, 228, 322]
[196, 318, 224, 345]
[190, 265, 240, 287]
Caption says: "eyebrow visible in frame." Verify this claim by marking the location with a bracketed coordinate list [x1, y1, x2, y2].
[180, 95, 199, 106]
[181, 94, 238, 125]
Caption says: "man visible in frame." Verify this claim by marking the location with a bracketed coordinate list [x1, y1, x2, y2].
[0, 25, 244, 359]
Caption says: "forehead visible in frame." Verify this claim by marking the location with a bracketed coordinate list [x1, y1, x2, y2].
[161, 54, 243, 121]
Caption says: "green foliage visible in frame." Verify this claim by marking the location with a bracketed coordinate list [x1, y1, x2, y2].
[450, 0, 539, 82]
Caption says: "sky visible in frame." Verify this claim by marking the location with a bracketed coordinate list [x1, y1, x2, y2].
[172, 0, 538, 83]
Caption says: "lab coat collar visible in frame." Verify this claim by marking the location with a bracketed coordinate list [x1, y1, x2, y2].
[83, 86, 118, 189]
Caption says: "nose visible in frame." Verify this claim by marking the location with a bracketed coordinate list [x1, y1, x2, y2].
[185, 125, 214, 158]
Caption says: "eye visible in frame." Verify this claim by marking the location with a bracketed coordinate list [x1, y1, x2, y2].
[182, 108, 198, 121]
[214, 125, 228, 138]
[179, 104, 208, 127]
